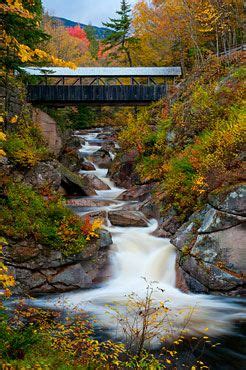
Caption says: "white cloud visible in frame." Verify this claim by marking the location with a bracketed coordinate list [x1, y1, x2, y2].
[42, 0, 138, 27]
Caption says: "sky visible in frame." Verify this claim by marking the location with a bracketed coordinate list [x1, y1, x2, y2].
[42, 0, 138, 27]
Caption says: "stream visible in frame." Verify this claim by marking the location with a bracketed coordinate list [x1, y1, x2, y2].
[36, 127, 245, 368]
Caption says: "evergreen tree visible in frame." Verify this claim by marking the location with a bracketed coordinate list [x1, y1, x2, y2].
[103, 0, 137, 66]
[84, 24, 99, 60]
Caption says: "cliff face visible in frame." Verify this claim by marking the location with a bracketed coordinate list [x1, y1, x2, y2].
[173, 185, 245, 295]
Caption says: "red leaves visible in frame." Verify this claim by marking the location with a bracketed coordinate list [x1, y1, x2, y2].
[67, 25, 90, 48]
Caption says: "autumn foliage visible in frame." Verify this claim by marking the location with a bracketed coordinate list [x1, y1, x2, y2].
[118, 55, 245, 219]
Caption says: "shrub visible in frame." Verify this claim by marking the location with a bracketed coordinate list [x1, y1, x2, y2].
[0, 182, 102, 256]
[2, 130, 48, 168]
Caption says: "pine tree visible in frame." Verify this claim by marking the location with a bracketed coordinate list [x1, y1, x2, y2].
[84, 24, 99, 60]
[103, 0, 137, 66]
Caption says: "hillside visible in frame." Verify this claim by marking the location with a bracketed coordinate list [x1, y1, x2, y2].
[53, 16, 110, 39]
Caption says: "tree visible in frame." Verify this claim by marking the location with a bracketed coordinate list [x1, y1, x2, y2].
[0, 0, 76, 72]
[42, 16, 93, 66]
[67, 25, 90, 48]
[84, 24, 100, 60]
[103, 0, 137, 66]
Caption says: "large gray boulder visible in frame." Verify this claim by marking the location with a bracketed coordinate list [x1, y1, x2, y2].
[80, 173, 110, 191]
[172, 185, 246, 295]
[59, 164, 96, 196]
[108, 210, 149, 227]
[90, 149, 112, 169]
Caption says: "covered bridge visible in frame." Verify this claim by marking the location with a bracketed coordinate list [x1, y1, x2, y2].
[24, 67, 182, 106]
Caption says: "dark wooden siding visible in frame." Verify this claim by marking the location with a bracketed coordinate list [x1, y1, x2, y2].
[27, 85, 167, 105]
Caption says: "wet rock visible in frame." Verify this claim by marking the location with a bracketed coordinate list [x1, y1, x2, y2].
[91, 149, 112, 169]
[99, 230, 113, 248]
[101, 141, 116, 152]
[179, 254, 243, 292]
[25, 161, 61, 191]
[67, 198, 113, 208]
[117, 184, 155, 202]
[138, 198, 160, 219]
[108, 210, 148, 227]
[151, 228, 172, 238]
[59, 164, 96, 196]
[81, 162, 96, 171]
[175, 263, 190, 293]
[109, 150, 140, 188]
[208, 185, 246, 216]
[80, 173, 110, 191]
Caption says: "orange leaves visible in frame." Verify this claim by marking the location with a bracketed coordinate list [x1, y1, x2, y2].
[80, 215, 103, 241]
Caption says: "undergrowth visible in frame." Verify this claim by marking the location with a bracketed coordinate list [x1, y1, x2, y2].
[118, 55, 245, 219]
[0, 182, 101, 256]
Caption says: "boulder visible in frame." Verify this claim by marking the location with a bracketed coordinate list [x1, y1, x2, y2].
[59, 135, 84, 172]
[25, 161, 61, 191]
[109, 150, 140, 188]
[48, 263, 91, 289]
[117, 184, 155, 202]
[108, 210, 148, 227]
[80, 211, 107, 224]
[91, 149, 112, 169]
[67, 198, 114, 208]
[80, 173, 110, 191]
[208, 184, 246, 216]
[5, 230, 113, 295]
[81, 162, 96, 171]
[172, 185, 246, 295]
[59, 164, 96, 196]
[198, 206, 245, 233]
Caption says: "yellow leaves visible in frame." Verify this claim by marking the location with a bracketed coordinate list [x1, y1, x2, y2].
[0, 238, 15, 296]
[0, 0, 34, 19]
[0, 132, 7, 141]
[0, 116, 4, 123]
[0, 149, 7, 157]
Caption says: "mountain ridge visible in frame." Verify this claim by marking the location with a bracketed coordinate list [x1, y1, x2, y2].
[52, 16, 110, 39]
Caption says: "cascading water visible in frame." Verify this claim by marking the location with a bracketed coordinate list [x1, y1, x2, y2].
[38, 128, 245, 350]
